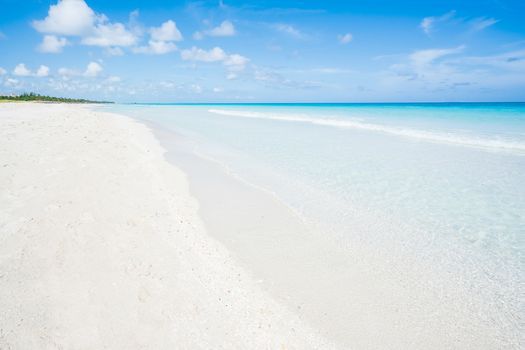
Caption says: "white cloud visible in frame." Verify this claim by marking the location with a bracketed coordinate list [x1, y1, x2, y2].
[420, 11, 456, 35]
[338, 33, 353, 44]
[273, 23, 302, 38]
[150, 20, 182, 41]
[38, 35, 68, 53]
[58, 67, 76, 77]
[132, 20, 181, 55]
[226, 72, 238, 80]
[82, 22, 137, 47]
[0, 67, 6, 75]
[420, 17, 434, 35]
[36, 65, 50, 77]
[33, 0, 138, 49]
[410, 45, 465, 69]
[84, 61, 103, 77]
[447, 49, 525, 71]
[133, 40, 177, 54]
[383, 47, 525, 96]
[105, 76, 121, 83]
[5, 78, 20, 87]
[159, 81, 176, 88]
[181, 46, 249, 73]
[13, 64, 31, 76]
[193, 20, 235, 40]
[207, 20, 235, 37]
[213, 87, 223, 92]
[32, 0, 95, 36]
[469, 17, 498, 32]
[224, 54, 249, 71]
[128, 10, 143, 36]
[421, 12, 497, 36]
[254, 69, 277, 82]
[181, 46, 227, 62]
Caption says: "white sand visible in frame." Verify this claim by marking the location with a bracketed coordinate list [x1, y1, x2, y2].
[0, 103, 334, 349]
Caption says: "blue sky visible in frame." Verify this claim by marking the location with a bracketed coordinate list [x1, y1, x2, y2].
[0, 0, 524, 102]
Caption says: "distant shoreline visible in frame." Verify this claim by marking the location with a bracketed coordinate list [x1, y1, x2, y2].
[0, 93, 113, 104]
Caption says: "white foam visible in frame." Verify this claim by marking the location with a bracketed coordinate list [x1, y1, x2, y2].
[208, 109, 525, 154]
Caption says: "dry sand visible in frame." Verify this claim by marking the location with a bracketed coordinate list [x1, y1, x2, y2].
[0, 103, 334, 349]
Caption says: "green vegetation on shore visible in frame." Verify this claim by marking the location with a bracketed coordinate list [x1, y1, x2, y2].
[0, 93, 113, 104]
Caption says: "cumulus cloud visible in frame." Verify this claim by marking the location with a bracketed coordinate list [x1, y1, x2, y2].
[133, 40, 177, 54]
[207, 20, 235, 37]
[58, 67, 76, 77]
[132, 20, 182, 54]
[193, 20, 235, 40]
[81, 22, 137, 47]
[36, 65, 50, 77]
[32, 0, 95, 36]
[0, 67, 6, 75]
[338, 33, 353, 44]
[224, 54, 249, 71]
[181, 46, 249, 74]
[33, 0, 138, 50]
[33, 1, 192, 56]
[208, 21, 235, 36]
[150, 20, 182, 41]
[55, 62, 107, 80]
[84, 61, 103, 77]
[181, 46, 227, 62]
[13, 64, 31, 76]
[38, 35, 68, 53]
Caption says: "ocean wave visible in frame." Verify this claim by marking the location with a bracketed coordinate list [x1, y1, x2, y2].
[208, 109, 525, 154]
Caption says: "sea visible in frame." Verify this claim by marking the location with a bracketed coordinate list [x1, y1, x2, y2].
[101, 103, 524, 348]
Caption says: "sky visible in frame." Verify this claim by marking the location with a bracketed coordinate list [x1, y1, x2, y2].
[0, 0, 524, 102]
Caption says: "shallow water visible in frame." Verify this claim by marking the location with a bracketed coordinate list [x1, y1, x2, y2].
[102, 103, 525, 348]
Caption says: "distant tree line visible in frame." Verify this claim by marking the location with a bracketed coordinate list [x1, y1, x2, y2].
[0, 92, 113, 104]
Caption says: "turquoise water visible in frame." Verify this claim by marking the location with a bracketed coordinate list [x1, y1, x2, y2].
[103, 103, 524, 341]
[108, 103, 525, 258]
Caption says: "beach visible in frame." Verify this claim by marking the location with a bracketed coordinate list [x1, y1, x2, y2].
[0, 103, 333, 349]
[2, 0, 524, 348]
[0, 102, 523, 349]
[118, 103, 523, 349]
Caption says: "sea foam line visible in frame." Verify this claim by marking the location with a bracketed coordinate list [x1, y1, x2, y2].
[208, 109, 525, 154]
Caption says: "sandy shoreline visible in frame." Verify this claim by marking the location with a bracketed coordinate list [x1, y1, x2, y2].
[0, 103, 334, 349]
[133, 106, 523, 350]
